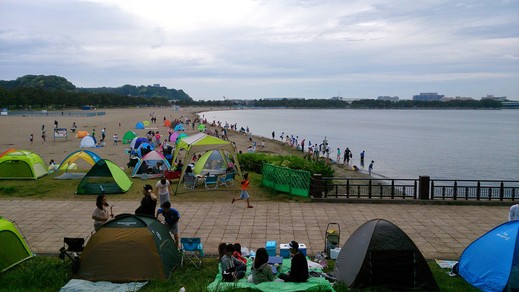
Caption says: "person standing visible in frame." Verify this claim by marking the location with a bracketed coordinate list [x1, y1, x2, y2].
[155, 176, 173, 205]
[271, 131, 275, 140]
[113, 133, 118, 146]
[29, 133, 33, 144]
[344, 147, 351, 164]
[135, 184, 157, 217]
[336, 148, 341, 162]
[41, 131, 46, 144]
[101, 128, 106, 142]
[232, 173, 253, 208]
[278, 241, 309, 283]
[92, 194, 114, 231]
[360, 150, 365, 167]
[509, 204, 519, 221]
[156, 201, 180, 248]
[369, 160, 374, 175]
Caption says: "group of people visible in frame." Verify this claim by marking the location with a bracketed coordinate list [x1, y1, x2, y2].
[219, 240, 309, 284]
[91, 176, 180, 247]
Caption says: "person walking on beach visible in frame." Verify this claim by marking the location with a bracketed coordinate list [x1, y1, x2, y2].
[41, 131, 46, 144]
[232, 173, 253, 208]
[368, 160, 374, 175]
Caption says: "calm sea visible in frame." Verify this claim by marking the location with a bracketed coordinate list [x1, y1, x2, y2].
[200, 109, 519, 181]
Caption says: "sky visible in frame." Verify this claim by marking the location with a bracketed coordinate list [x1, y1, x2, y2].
[1, 0, 518, 100]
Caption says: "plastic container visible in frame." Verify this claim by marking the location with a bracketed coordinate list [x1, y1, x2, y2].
[330, 248, 341, 260]
[265, 240, 277, 256]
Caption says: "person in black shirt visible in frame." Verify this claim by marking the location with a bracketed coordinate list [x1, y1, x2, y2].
[279, 240, 309, 282]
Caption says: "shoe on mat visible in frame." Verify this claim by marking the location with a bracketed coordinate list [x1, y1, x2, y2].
[247, 205, 253, 208]
[232, 198, 235, 204]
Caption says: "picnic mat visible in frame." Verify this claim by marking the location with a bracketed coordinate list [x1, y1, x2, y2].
[207, 257, 335, 292]
[60, 279, 147, 292]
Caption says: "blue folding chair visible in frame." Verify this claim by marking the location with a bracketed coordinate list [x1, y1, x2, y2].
[204, 175, 218, 189]
[180, 237, 204, 269]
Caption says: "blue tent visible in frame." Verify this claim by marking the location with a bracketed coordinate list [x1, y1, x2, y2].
[459, 221, 519, 292]
[174, 124, 185, 131]
[135, 121, 145, 129]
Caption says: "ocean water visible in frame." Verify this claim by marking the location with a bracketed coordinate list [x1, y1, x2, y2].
[200, 109, 519, 181]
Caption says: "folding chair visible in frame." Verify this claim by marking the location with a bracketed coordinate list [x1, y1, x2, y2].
[183, 174, 198, 189]
[59, 237, 85, 273]
[219, 172, 235, 187]
[204, 175, 218, 189]
[180, 237, 204, 269]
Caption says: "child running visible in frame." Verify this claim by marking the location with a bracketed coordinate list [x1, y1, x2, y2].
[232, 173, 253, 208]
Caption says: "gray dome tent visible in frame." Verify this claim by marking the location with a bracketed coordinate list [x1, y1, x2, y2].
[334, 218, 438, 291]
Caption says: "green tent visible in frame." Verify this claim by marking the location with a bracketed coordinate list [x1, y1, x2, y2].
[122, 131, 137, 144]
[76, 159, 133, 194]
[0, 217, 34, 272]
[0, 149, 47, 180]
[172, 133, 242, 193]
[75, 214, 181, 282]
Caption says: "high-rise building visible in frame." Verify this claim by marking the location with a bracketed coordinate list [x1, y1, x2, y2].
[412, 92, 444, 101]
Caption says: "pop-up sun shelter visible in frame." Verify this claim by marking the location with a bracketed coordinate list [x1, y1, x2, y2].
[132, 150, 171, 178]
[79, 136, 96, 148]
[54, 149, 102, 179]
[75, 213, 181, 282]
[172, 133, 242, 193]
[122, 131, 137, 144]
[76, 159, 132, 194]
[458, 220, 519, 292]
[334, 218, 438, 291]
[0, 149, 47, 180]
[0, 216, 34, 272]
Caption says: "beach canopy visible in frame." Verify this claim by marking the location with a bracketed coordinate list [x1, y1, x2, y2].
[193, 150, 231, 176]
[75, 213, 180, 282]
[79, 136, 96, 148]
[75, 131, 89, 138]
[0, 149, 47, 180]
[76, 159, 132, 194]
[0, 216, 34, 272]
[458, 220, 519, 292]
[54, 149, 102, 179]
[135, 121, 145, 129]
[172, 133, 242, 193]
[334, 218, 438, 291]
[122, 131, 137, 144]
[132, 150, 171, 178]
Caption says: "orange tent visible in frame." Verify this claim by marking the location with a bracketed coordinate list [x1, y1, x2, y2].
[75, 131, 89, 138]
[163, 120, 171, 127]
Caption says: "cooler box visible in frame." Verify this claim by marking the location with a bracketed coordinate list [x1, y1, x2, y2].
[266, 240, 277, 257]
[330, 248, 341, 260]
[279, 243, 307, 258]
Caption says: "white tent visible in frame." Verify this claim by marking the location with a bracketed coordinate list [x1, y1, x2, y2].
[80, 136, 96, 148]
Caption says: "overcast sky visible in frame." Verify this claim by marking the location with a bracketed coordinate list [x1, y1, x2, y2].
[1, 0, 518, 100]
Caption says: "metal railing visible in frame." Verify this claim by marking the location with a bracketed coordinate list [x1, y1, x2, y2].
[313, 176, 519, 201]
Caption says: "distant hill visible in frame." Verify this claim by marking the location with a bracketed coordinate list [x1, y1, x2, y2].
[0, 75, 192, 101]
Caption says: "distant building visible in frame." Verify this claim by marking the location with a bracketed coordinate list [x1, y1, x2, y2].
[412, 92, 444, 101]
[481, 94, 507, 101]
[442, 96, 474, 101]
[153, 84, 161, 87]
[377, 96, 399, 102]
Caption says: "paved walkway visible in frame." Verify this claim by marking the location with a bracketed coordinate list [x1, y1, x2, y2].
[0, 199, 509, 260]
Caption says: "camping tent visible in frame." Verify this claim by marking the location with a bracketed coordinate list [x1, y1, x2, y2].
[79, 136, 96, 148]
[75, 131, 89, 138]
[197, 124, 206, 132]
[458, 221, 519, 292]
[76, 159, 133, 194]
[174, 124, 185, 131]
[135, 121, 145, 129]
[193, 150, 231, 176]
[334, 219, 438, 291]
[136, 142, 155, 158]
[122, 131, 137, 144]
[0, 149, 47, 180]
[132, 150, 171, 178]
[130, 137, 148, 150]
[0, 217, 34, 272]
[75, 213, 181, 282]
[163, 119, 171, 128]
[54, 150, 102, 179]
[172, 133, 242, 193]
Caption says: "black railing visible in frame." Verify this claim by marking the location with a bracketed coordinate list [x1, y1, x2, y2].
[313, 176, 519, 201]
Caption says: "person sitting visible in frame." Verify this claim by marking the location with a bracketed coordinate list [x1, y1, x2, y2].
[233, 242, 247, 265]
[221, 243, 246, 282]
[175, 160, 184, 172]
[278, 241, 308, 283]
[248, 247, 274, 284]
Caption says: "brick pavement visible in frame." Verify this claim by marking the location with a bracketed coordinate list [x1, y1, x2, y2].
[0, 199, 509, 259]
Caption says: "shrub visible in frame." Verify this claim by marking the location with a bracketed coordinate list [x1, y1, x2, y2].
[238, 153, 334, 176]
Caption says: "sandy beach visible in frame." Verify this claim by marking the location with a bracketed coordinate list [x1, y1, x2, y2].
[0, 107, 367, 180]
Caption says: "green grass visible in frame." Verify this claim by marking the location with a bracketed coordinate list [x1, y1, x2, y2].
[0, 256, 478, 291]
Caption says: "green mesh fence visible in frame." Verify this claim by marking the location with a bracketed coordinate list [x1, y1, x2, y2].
[261, 163, 310, 197]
